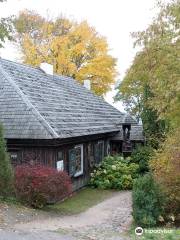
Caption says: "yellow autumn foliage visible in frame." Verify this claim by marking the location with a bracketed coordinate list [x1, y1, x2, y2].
[14, 10, 117, 95]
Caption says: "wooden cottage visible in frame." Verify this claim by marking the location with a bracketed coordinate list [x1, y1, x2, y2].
[0, 58, 144, 190]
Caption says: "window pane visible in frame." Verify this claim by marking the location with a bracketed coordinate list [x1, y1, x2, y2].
[94, 141, 104, 164]
[94, 143, 99, 164]
[75, 146, 81, 173]
[88, 143, 95, 167]
[69, 148, 76, 176]
[69, 145, 83, 177]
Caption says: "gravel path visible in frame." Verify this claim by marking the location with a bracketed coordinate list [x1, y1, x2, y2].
[0, 230, 75, 240]
[0, 191, 132, 240]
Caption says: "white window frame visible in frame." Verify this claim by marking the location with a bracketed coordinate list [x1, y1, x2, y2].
[74, 144, 84, 177]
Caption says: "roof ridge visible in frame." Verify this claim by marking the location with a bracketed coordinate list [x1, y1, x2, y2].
[0, 60, 59, 139]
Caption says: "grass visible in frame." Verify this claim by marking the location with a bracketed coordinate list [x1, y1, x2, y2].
[129, 224, 180, 240]
[45, 187, 116, 215]
[0, 195, 20, 205]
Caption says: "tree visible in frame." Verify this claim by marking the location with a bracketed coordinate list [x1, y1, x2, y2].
[14, 10, 117, 96]
[115, 64, 166, 145]
[115, 0, 180, 130]
[0, 0, 13, 48]
[132, 174, 166, 227]
[140, 85, 167, 146]
[0, 124, 14, 197]
[150, 127, 180, 219]
[115, 0, 180, 225]
[115, 51, 146, 118]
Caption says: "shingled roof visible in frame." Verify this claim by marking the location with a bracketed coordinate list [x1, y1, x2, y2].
[0, 58, 143, 140]
[110, 125, 144, 141]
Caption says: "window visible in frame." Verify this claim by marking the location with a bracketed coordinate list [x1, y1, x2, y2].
[88, 143, 95, 168]
[57, 151, 64, 171]
[106, 140, 110, 155]
[94, 141, 104, 164]
[69, 144, 83, 177]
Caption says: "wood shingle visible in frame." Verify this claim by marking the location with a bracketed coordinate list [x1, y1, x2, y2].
[0, 58, 143, 141]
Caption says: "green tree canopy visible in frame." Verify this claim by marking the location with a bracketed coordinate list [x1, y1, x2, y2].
[0, 0, 13, 48]
[116, 0, 180, 130]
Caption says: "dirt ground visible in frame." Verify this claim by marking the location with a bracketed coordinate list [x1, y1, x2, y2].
[0, 191, 132, 240]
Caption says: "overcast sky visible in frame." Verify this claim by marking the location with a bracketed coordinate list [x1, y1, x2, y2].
[0, 0, 162, 111]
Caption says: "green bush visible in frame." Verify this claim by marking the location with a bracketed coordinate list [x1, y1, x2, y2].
[132, 174, 166, 227]
[90, 155, 139, 190]
[131, 145, 153, 174]
[0, 124, 14, 197]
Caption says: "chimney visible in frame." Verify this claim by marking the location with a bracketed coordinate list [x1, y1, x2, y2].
[40, 62, 53, 75]
[84, 79, 91, 90]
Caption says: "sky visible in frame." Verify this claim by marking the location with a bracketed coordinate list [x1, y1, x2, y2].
[0, 0, 161, 111]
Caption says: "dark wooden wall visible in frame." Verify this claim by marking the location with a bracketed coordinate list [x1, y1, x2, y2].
[7, 134, 144, 191]
[7, 137, 110, 191]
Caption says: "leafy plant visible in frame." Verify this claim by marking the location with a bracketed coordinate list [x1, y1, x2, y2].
[0, 0, 13, 48]
[15, 164, 72, 208]
[115, 0, 180, 129]
[150, 128, 180, 223]
[132, 174, 166, 227]
[90, 155, 139, 190]
[131, 145, 154, 174]
[0, 124, 14, 197]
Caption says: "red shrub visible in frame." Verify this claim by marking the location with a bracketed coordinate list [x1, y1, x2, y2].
[14, 164, 72, 208]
